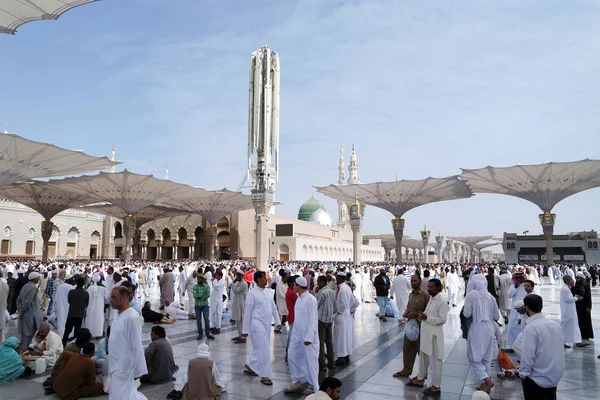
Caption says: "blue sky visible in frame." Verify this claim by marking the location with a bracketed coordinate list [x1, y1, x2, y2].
[2, 0, 600, 251]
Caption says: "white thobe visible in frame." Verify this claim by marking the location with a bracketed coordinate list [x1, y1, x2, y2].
[243, 287, 281, 378]
[360, 273, 372, 302]
[54, 283, 74, 337]
[446, 272, 460, 305]
[84, 283, 109, 337]
[185, 275, 197, 313]
[288, 291, 319, 390]
[0, 279, 7, 343]
[178, 271, 187, 305]
[210, 278, 225, 329]
[560, 284, 581, 345]
[108, 307, 148, 400]
[105, 274, 115, 293]
[391, 275, 410, 317]
[505, 284, 526, 349]
[498, 274, 512, 315]
[418, 293, 449, 387]
[275, 281, 288, 317]
[334, 283, 354, 358]
[353, 273, 363, 302]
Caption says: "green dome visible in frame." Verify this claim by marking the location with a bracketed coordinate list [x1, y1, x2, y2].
[298, 196, 326, 221]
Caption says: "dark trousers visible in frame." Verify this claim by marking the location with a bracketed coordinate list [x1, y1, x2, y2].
[62, 317, 83, 345]
[318, 320, 335, 368]
[195, 305, 210, 337]
[403, 334, 420, 374]
[522, 377, 557, 400]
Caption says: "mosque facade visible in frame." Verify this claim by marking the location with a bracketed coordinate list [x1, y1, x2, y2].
[0, 146, 384, 262]
[503, 231, 599, 264]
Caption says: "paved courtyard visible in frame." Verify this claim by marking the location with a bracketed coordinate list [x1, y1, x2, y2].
[2, 282, 599, 400]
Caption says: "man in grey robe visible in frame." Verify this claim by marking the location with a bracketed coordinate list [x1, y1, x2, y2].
[159, 268, 174, 310]
[231, 271, 249, 342]
[141, 325, 178, 384]
[17, 271, 42, 350]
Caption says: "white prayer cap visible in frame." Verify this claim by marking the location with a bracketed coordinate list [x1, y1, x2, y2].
[514, 300, 525, 310]
[16, 269, 25, 275]
[28, 271, 41, 280]
[92, 273, 101, 283]
[472, 391, 491, 400]
[295, 277, 308, 288]
[197, 343, 210, 352]
[65, 273, 73, 280]
[576, 272, 585, 278]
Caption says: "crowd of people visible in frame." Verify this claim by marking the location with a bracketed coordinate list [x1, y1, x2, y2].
[0, 258, 597, 399]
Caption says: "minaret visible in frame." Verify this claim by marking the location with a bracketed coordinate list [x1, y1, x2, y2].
[337, 144, 348, 228]
[109, 144, 116, 173]
[165, 166, 169, 180]
[4, 123, 8, 134]
[347, 144, 359, 184]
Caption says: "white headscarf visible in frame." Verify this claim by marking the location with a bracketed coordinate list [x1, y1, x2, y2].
[467, 274, 492, 323]
[196, 343, 211, 359]
[91, 273, 101, 296]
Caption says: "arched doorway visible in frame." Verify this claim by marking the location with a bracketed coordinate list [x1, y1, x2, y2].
[146, 229, 157, 260]
[217, 231, 231, 260]
[114, 222, 123, 258]
[1, 226, 11, 255]
[66, 227, 80, 258]
[278, 243, 290, 261]
[178, 227, 189, 259]
[194, 226, 204, 258]
[48, 226, 60, 259]
[162, 228, 172, 260]
[90, 231, 100, 259]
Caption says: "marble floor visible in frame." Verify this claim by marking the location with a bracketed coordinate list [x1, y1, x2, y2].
[2, 281, 599, 400]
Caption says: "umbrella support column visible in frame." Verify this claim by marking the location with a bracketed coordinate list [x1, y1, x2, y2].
[41, 219, 53, 263]
[392, 217, 404, 263]
[540, 211, 556, 265]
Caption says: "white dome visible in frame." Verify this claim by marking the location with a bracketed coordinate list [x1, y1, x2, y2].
[309, 209, 333, 226]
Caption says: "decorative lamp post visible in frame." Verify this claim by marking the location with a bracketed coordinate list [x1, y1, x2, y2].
[349, 193, 365, 265]
[446, 238, 453, 263]
[421, 225, 430, 263]
[435, 232, 444, 263]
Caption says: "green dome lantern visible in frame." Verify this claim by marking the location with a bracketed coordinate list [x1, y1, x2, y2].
[298, 196, 326, 221]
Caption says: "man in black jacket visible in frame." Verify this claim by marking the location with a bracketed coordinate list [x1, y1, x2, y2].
[374, 269, 390, 322]
[62, 277, 89, 346]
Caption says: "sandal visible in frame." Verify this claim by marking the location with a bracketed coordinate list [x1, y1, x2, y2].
[423, 387, 441, 395]
[393, 370, 409, 378]
[261, 377, 273, 386]
[235, 338, 247, 344]
[406, 378, 424, 387]
[243, 364, 258, 376]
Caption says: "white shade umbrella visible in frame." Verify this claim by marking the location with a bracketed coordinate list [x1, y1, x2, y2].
[0, 0, 99, 35]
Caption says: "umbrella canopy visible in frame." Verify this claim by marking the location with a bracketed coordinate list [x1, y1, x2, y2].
[448, 236, 494, 249]
[0, 0, 99, 35]
[81, 203, 192, 227]
[0, 132, 120, 188]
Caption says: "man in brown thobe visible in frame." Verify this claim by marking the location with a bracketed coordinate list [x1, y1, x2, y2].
[52, 342, 104, 400]
[180, 343, 222, 400]
[159, 267, 175, 310]
[393, 274, 430, 378]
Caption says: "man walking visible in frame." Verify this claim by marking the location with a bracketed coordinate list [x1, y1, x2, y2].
[485, 267, 500, 305]
[374, 268, 391, 322]
[209, 269, 225, 335]
[159, 267, 174, 310]
[519, 294, 565, 400]
[284, 276, 319, 395]
[193, 274, 214, 340]
[408, 279, 449, 396]
[445, 267, 460, 307]
[17, 271, 42, 351]
[393, 274, 429, 378]
[242, 270, 282, 386]
[334, 272, 354, 366]
[390, 269, 410, 323]
[572, 272, 593, 345]
[177, 266, 187, 306]
[505, 273, 527, 351]
[63, 277, 89, 346]
[316, 275, 335, 370]
[231, 271, 248, 343]
[560, 275, 583, 348]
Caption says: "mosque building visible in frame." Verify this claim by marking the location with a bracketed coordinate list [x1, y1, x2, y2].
[0, 145, 384, 263]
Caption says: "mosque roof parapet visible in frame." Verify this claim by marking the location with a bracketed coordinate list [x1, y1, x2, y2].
[80, 203, 191, 226]
[460, 159, 600, 212]
[44, 169, 208, 215]
[0, 181, 101, 220]
[164, 188, 254, 225]
[315, 176, 473, 218]
[0, 132, 120, 188]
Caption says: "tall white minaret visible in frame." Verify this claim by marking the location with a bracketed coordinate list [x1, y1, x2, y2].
[109, 144, 116, 173]
[337, 144, 348, 228]
[347, 144, 359, 184]
[165, 166, 169, 180]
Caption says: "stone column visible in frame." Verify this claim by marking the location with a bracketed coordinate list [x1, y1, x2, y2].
[349, 197, 365, 266]
[157, 240, 163, 260]
[405, 248, 410, 262]
[206, 225, 218, 260]
[173, 241, 179, 260]
[461, 245, 466, 263]
[420, 226, 430, 263]
[132, 228, 141, 259]
[122, 215, 136, 262]
[189, 240, 195, 260]
[141, 243, 146, 260]
[392, 216, 405, 263]
[41, 219, 54, 263]
[446, 239, 453, 263]
[540, 211, 556, 265]
[252, 190, 274, 271]
[435, 233, 443, 263]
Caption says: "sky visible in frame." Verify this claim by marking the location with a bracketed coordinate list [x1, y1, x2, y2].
[2, 0, 600, 252]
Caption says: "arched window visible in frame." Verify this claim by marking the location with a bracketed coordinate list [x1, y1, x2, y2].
[588, 241, 593, 249]
[594, 241, 598, 249]
[114, 222, 123, 238]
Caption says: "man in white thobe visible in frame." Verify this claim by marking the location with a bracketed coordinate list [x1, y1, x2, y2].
[408, 278, 449, 395]
[185, 269, 198, 314]
[390, 270, 410, 323]
[446, 267, 460, 307]
[284, 277, 319, 395]
[0, 275, 7, 343]
[83, 274, 108, 337]
[334, 272, 354, 365]
[353, 271, 363, 303]
[210, 270, 225, 333]
[177, 266, 187, 306]
[498, 270, 512, 323]
[108, 286, 148, 400]
[505, 273, 527, 350]
[361, 267, 372, 302]
[242, 271, 281, 385]
[560, 275, 582, 348]
[275, 271, 289, 328]
[54, 275, 75, 338]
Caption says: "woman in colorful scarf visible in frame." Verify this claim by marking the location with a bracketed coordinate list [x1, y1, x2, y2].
[0, 337, 25, 384]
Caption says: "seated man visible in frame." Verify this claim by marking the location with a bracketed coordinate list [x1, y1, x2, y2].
[51, 342, 104, 399]
[22, 324, 63, 374]
[177, 343, 223, 400]
[306, 377, 342, 400]
[45, 328, 93, 391]
[0, 337, 25, 385]
[165, 301, 196, 320]
[142, 301, 176, 324]
[140, 326, 178, 384]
